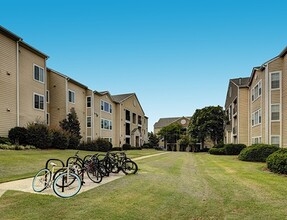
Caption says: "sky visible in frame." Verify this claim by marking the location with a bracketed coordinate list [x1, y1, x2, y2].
[1, 0, 287, 132]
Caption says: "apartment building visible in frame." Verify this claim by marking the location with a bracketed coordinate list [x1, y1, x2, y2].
[224, 46, 287, 148]
[0, 25, 148, 147]
[0, 26, 48, 136]
[154, 116, 191, 149]
[224, 77, 249, 145]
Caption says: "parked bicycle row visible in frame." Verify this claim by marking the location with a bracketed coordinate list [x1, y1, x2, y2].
[32, 151, 138, 198]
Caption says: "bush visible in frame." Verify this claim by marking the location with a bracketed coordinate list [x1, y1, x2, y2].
[122, 143, 131, 150]
[68, 134, 81, 149]
[111, 147, 122, 151]
[51, 130, 69, 149]
[0, 137, 11, 145]
[199, 147, 210, 152]
[266, 149, 287, 174]
[224, 144, 246, 155]
[238, 144, 279, 162]
[209, 148, 226, 155]
[95, 138, 112, 152]
[142, 143, 152, 149]
[8, 127, 28, 145]
[0, 144, 36, 150]
[213, 143, 225, 149]
[26, 123, 52, 149]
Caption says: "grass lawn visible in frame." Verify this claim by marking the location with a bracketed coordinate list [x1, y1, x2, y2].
[1, 152, 287, 219]
[0, 149, 159, 183]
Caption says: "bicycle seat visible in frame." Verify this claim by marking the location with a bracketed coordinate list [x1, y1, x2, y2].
[50, 162, 57, 167]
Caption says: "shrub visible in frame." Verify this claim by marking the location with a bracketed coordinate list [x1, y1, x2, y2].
[68, 134, 81, 149]
[224, 144, 246, 155]
[122, 143, 131, 150]
[142, 143, 152, 149]
[78, 141, 96, 151]
[0, 137, 11, 145]
[238, 144, 279, 162]
[213, 143, 225, 149]
[8, 127, 28, 145]
[111, 147, 122, 151]
[26, 123, 52, 149]
[199, 147, 210, 152]
[51, 130, 69, 149]
[209, 148, 226, 155]
[95, 138, 112, 152]
[0, 144, 36, 150]
[266, 149, 287, 174]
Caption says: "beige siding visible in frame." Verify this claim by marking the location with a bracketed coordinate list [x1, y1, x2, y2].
[238, 88, 249, 145]
[271, 90, 280, 104]
[269, 58, 283, 72]
[48, 70, 67, 129]
[271, 122, 280, 135]
[282, 55, 287, 147]
[0, 34, 17, 136]
[19, 45, 46, 127]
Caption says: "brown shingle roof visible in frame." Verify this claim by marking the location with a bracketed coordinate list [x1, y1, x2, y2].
[111, 93, 134, 103]
[154, 117, 191, 129]
[230, 77, 250, 88]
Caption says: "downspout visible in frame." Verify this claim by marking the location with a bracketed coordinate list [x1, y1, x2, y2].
[16, 40, 20, 126]
[65, 79, 68, 115]
[120, 103, 122, 146]
[44, 58, 47, 124]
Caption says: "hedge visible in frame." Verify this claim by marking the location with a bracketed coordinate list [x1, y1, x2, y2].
[266, 149, 287, 174]
[209, 148, 226, 155]
[224, 144, 246, 155]
[238, 144, 279, 162]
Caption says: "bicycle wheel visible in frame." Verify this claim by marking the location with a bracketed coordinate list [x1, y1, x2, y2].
[32, 168, 51, 192]
[87, 167, 103, 183]
[53, 172, 82, 198]
[122, 161, 138, 175]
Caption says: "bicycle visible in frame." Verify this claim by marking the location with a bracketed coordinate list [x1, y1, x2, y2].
[32, 159, 82, 198]
[109, 152, 138, 175]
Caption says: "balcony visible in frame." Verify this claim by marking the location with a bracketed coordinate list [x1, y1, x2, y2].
[233, 105, 237, 117]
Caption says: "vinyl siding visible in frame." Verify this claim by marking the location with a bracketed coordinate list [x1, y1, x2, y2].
[19, 45, 46, 127]
[0, 33, 17, 136]
[282, 55, 287, 147]
[238, 88, 249, 145]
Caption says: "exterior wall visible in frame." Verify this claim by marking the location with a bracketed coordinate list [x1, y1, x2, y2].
[282, 54, 287, 147]
[121, 96, 146, 147]
[238, 88, 249, 145]
[48, 70, 67, 130]
[19, 45, 46, 127]
[0, 33, 17, 136]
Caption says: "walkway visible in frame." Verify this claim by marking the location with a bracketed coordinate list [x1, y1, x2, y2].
[0, 151, 169, 197]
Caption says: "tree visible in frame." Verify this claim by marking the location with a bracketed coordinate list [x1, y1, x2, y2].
[189, 106, 225, 147]
[148, 132, 159, 147]
[59, 108, 82, 148]
[158, 123, 183, 150]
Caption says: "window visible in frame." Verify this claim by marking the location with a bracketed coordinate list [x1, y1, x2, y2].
[101, 119, 112, 130]
[86, 96, 91, 108]
[46, 113, 50, 125]
[34, 93, 44, 110]
[252, 137, 262, 145]
[132, 113, 136, 124]
[252, 81, 262, 101]
[138, 115, 142, 125]
[46, 90, 49, 103]
[252, 109, 261, 126]
[69, 90, 75, 103]
[101, 100, 112, 113]
[34, 65, 44, 83]
[271, 136, 280, 147]
[271, 104, 280, 121]
[126, 110, 130, 121]
[87, 116, 91, 128]
[126, 123, 131, 135]
[271, 72, 280, 89]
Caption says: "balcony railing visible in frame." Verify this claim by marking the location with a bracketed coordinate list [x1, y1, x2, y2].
[232, 126, 237, 135]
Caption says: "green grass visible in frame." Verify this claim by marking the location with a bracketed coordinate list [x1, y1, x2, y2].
[0, 149, 158, 183]
[1, 152, 287, 219]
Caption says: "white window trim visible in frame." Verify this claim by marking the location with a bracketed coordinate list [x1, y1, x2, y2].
[86, 96, 92, 108]
[251, 80, 262, 103]
[103, 137, 112, 143]
[87, 116, 92, 128]
[251, 136, 262, 145]
[270, 71, 281, 91]
[100, 100, 112, 114]
[68, 90, 75, 104]
[33, 64, 44, 84]
[251, 109, 261, 127]
[33, 92, 45, 111]
[270, 103, 280, 122]
[101, 118, 112, 130]
[270, 135, 280, 147]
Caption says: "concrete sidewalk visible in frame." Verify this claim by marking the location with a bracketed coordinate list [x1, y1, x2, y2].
[0, 151, 168, 197]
